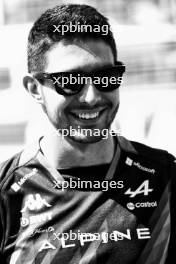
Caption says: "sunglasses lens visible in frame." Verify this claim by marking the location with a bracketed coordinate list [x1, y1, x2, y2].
[51, 72, 84, 95]
[93, 67, 124, 92]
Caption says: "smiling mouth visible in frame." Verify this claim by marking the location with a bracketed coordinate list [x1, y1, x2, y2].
[70, 109, 106, 120]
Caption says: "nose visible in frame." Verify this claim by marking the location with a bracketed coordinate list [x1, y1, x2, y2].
[78, 80, 101, 106]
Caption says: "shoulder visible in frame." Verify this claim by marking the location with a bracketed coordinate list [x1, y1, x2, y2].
[0, 152, 22, 184]
[0, 140, 40, 187]
[118, 136, 175, 166]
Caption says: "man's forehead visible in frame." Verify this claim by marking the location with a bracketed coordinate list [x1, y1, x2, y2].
[45, 39, 114, 72]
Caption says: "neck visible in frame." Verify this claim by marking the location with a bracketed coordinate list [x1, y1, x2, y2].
[40, 130, 116, 169]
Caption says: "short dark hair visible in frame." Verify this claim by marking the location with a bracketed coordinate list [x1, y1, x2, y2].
[27, 4, 117, 73]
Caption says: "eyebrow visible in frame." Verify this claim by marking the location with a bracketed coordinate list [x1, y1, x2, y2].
[63, 63, 114, 73]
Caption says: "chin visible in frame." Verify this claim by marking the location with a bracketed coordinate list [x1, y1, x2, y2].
[67, 133, 103, 144]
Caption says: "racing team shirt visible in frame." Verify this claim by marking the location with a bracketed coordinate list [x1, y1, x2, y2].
[0, 136, 175, 264]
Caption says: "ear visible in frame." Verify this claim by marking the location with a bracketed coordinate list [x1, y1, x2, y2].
[23, 75, 43, 103]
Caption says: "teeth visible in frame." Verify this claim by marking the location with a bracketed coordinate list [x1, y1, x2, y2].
[78, 112, 99, 119]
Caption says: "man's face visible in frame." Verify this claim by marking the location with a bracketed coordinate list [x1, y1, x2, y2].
[39, 39, 120, 143]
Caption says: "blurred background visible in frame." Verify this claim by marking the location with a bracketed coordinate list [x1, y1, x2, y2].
[0, 0, 176, 162]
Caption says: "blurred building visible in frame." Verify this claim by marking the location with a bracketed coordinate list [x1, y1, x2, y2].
[1, 0, 176, 25]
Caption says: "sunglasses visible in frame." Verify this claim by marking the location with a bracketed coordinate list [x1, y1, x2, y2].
[33, 61, 125, 96]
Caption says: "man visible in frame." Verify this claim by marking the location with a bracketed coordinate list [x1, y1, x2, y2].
[0, 4, 175, 264]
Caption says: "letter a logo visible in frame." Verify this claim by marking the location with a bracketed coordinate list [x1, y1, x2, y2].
[125, 180, 153, 198]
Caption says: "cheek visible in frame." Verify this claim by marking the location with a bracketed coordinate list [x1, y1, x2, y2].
[113, 93, 120, 106]
[42, 88, 68, 116]
[107, 91, 120, 120]
[106, 90, 120, 109]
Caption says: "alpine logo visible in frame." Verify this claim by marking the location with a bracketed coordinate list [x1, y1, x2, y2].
[125, 157, 155, 174]
[125, 180, 153, 198]
[127, 201, 157, 210]
[11, 168, 38, 192]
[21, 193, 52, 213]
